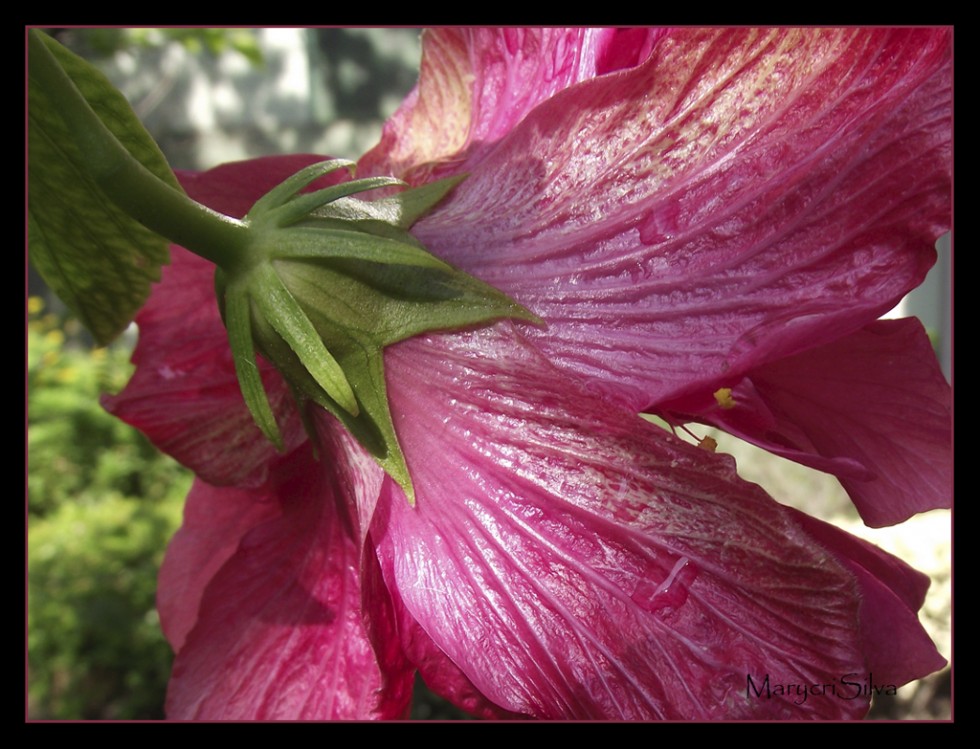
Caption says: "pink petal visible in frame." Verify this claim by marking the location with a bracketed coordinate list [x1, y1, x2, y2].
[103, 155, 334, 486]
[371, 326, 939, 719]
[409, 28, 951, 413]
[164, 436, 414, 720]
[359, 28, 667, 183]
[788, 507, 947, 684]
[384, 587, 528, 719]
[102, 247, 305, 487]
[158, 476, 281, 652]
[664, 319, 951, 527]
[96, 27, 951, 721]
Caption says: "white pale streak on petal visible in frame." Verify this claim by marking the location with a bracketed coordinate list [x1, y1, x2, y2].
[413, 28, 950, 411]
[378, 327, 866, 719]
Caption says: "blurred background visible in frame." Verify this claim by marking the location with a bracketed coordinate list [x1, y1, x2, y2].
[26, 28, 950, 721]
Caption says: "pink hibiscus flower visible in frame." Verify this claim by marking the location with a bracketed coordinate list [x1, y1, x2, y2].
[106, 28, 951, 720]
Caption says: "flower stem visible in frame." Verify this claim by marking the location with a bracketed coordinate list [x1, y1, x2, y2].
[27, 29, 250, 267]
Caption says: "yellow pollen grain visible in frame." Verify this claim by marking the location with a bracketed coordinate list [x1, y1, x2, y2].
[713, 387, 735, 409]
[698, 435, 718, 453]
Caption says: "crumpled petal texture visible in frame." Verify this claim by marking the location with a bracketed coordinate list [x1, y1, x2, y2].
[371, 26, 951, 525]
[158, 475, 280, 653]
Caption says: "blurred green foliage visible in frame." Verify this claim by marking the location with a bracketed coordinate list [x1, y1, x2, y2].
[27, 298, 191, 719]
[55, 28, 264, 67]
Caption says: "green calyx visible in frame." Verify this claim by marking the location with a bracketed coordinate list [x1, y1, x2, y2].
[219, 160, 542, 503]
[27, 31, 538, 504]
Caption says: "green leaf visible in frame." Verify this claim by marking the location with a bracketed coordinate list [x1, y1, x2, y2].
[28, 32, 178, 345]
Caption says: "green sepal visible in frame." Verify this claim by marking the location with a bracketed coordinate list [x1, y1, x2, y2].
[246, 300, 414, 501]
[310, 174, 468, 229]
[216, 163, 542, 503]
[28, 31, 178, 345]
[247, 159, 355, 217]
[270, 226, 451, 269]
[269, 254, 542, 503]
[275, 255, 542, 345]
[223, 283, 283, 450]
[268, 177, 406, 228]
[377, 174, 469, 229]
[249, 264, 359, 417]
[246, 158, 408, 230]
